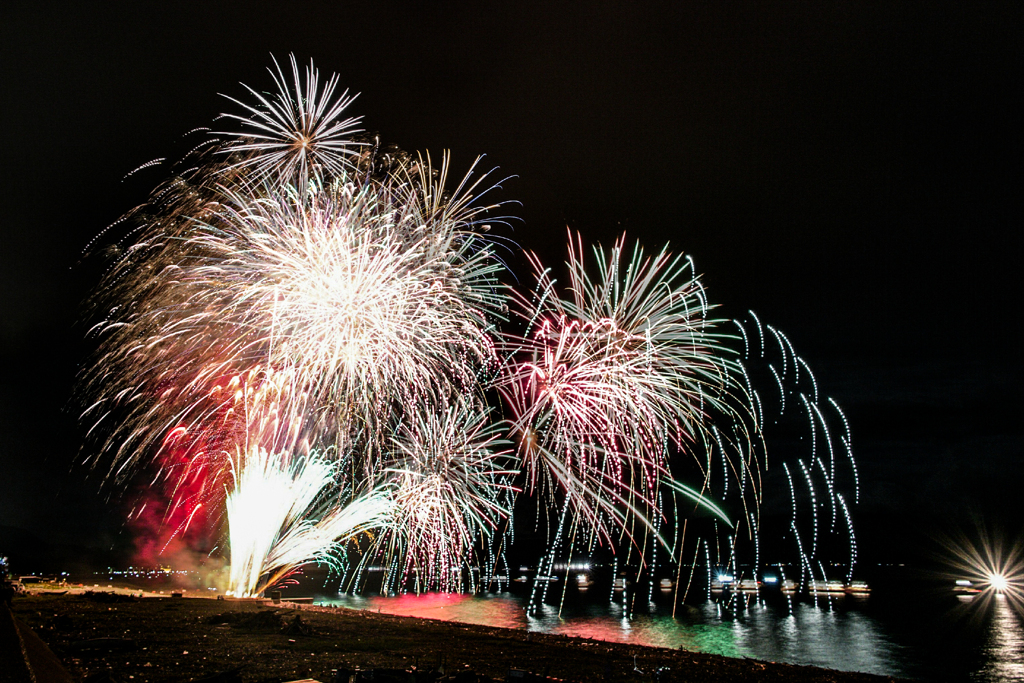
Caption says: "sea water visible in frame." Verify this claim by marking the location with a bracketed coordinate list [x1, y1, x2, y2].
[306, 572, 1024, 681]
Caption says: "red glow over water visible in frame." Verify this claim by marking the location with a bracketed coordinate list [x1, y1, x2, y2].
[334, 592, 716, 652]
[359, 592, 526, 630]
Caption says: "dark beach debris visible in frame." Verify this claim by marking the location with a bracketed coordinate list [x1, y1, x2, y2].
[69, 637, 137, 654]
[203, 609, 284, 631]
[82, 591, 135, 604]
[190, 665, 244, 683]
[83, 670, 123, 683]
[352, 670, 414, 682]
[438, 672, 488, 683]
[507, 669, 560, 682]
[282, 614, 313, 636]
[45, 613, 75, 631]
[331, 666, 490, 683]
[368, 671, 486, 683]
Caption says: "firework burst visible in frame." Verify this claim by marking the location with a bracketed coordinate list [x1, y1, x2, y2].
[732, 311, 861, 593]
[83, 157, 505, 486]
[80, 56, 860, 605]
[501, 232, 753, 547]
[81, 56, 512, 595]
[218, 54, 364, 186]
[376, 396, 517, 591]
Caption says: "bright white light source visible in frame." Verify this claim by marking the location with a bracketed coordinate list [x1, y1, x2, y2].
[990, 573, 1009, 592]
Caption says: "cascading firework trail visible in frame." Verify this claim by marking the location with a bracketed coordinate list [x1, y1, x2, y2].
[79, 54, 861, 604]
[727, 312, 861, 596]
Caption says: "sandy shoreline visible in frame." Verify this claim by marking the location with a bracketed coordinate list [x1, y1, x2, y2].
[9, 590, 902, 682]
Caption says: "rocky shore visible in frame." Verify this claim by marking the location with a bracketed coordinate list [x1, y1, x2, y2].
[9, 592, 902, 683]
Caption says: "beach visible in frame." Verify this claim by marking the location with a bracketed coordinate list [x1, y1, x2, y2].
[7, 590, 901, 682]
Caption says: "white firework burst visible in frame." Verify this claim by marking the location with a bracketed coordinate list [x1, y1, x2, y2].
[218, 53, 365, 186]
[382, 396, 517, 590]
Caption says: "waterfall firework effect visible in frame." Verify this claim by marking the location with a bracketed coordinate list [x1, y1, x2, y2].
[80, 55, 860, 603]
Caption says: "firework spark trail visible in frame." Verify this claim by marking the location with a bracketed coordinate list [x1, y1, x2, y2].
[837, 493, 857, 582]
[218, 379, 394, 599]
[732, 311, 861, 592]
[259, 488, 394, 596]
[214, 366, 398, 597]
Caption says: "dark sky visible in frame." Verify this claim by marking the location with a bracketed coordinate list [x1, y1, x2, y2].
[1, 2, 1021, 569]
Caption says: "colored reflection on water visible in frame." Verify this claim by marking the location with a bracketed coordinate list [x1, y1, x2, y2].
[530, 602, 745, 657]
[316, 592, 887, 668]
[330, 591, 528, 630]
[306, 568, 1024, 680]
[314, 587, 1024, 680]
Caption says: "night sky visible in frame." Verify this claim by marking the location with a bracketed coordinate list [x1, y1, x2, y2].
[1, 2, 1021, 571]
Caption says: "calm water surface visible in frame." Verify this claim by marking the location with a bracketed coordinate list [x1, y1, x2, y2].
[311, 582, 1024, 681]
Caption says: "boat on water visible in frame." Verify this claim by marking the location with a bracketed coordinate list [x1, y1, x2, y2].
[533, 575, 560, 583]
[784, 580, 870, 595]
[808, 580, 847, 594]
[953, 579, 982, 594]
